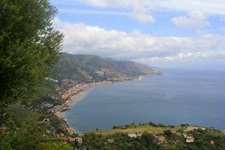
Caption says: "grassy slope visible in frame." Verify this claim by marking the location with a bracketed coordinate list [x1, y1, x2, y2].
[85, 123, 213, 135]
[7, 104, 42, 123]
[86, 124, 182, 135]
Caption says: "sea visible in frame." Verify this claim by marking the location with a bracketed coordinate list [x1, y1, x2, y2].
[66, 68, 225, 133]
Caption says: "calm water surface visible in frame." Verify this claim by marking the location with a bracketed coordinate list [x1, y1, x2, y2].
[66, 69, 225, 133]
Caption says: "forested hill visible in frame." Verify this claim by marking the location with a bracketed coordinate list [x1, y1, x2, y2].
[54, 53, 161, 82]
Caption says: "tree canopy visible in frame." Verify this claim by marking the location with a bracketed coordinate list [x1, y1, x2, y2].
[0, 0, 63, 105]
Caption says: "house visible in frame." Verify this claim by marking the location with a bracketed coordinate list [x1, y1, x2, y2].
[106, 139, 114, 144]
[186, 136, 195, 143]
[0, 127, 7, 132]
[222, 130, 225, 134]
[128, 133, 137, 138]
[61, 93, 70, 100]
[47, 105, 62, 113]
[59, 133, 65, 137]
[183, 134, 187, 138]
[75, 136, 83, 144]
[46, 130, 51, 134]
[183, 134, 195, 143]
[65, 128, 75, 135]
[45, 77, 58, 83]
[137, 133, 142, 137]
[155, 136, 166, 144]
[61, 79, 78, 87]
[41, 101, 53, 108]
[174, 132, 182, 136]
[65, 137, 76, 142]
[210, 140, 214, 145]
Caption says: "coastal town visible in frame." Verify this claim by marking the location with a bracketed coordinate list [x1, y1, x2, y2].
[2, 0, 225, 148]
[54, 80, 113, 122]
[2, 65, 225, 149]
[37, 79, 114, 141]
[33, 73, 225, 148]
[22, 57, 161, 148]
[32, 74, 158, 146]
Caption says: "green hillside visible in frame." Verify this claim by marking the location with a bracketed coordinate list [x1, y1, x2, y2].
[83, 122, 225, 150]
[54, 53, 160, 82]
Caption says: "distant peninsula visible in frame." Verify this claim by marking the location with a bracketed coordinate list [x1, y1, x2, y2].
[5, 53, 225, 150]
[54, 53, 161, 83]
[51, 53, 161, 121]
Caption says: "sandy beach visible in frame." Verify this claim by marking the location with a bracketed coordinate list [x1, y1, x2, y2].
[55, 81, 111, 120]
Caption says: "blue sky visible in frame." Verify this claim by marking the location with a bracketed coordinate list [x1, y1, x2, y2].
[50, 0, 225, 69]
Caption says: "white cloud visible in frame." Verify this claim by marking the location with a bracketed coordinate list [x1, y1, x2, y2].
[53, 18, 225, 66]
[54, 0, 225, 28]
[69, 1, 225, 15]
[59, 0, 156, 23]
[135, 51, 225, 64]
[171, 11, 210, 29]
[130, 2, 154, 23]
[72, 0, 225, 15]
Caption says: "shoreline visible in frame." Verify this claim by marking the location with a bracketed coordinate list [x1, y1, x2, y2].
[54, 76, 145, 129]
[54, 81, 112, 120]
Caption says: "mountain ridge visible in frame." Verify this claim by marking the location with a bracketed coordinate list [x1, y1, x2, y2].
[54, 53, 161, 83]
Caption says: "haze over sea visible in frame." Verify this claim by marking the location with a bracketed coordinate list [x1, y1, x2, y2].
[66, 69, 225, 133]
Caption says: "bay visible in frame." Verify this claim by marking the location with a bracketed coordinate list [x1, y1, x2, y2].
[66, 69, 225, 133]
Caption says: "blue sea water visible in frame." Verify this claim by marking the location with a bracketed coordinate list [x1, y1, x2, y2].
[66, 69, 225, 133]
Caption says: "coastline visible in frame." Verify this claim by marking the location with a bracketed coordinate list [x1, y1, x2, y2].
[54, 75, 145, 129]
[54, 81, 112, 121]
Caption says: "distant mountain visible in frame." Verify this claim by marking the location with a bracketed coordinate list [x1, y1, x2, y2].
[54, 53, 161, 82]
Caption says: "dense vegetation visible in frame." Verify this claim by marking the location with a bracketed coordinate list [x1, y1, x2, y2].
[81, 130, 225, 150]
[1, 0, 225, 150]
[81, 123, 225, 150]
[0, 102, 72, 150]
[82, 132, 160, 150]
[0, 0, 68, 149]
[0, 0, 63, 106]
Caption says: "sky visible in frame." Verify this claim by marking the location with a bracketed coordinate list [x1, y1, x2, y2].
[49, 0, 225, 69]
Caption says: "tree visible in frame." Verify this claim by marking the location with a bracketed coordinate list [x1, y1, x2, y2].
[0, 0, 63, 106]
[11, 124, 45, 150]
[164, 129, 172, 136]
[0, 131, 14, 150]
[141, 132, 158, 148]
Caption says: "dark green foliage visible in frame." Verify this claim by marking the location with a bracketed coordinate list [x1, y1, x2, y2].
[158, 123, 167, 128]
[0, 0, 63, 105]
[82, 132, 160, 150]
[176, 129, 184, 133]
[11, 124, 46, 150]
[82, 123, 225, 150]
[163, 129, 172, 136]
[50, 116, 67, 130]
[0, 131, 14, 150]
[185, 128, 224, 150]
[2, 103, 68, 149]
[141, 132, 159, 149]
[38, 142, 73, 150]
[181, 124, 189, 127]
[149, 121, 159, 127]
[0, 102, 10, 126]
